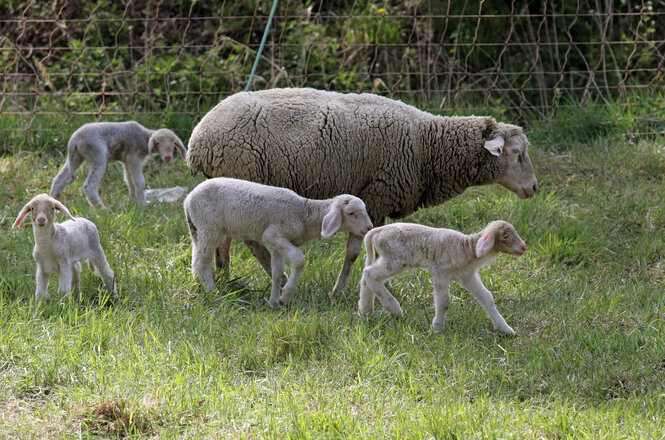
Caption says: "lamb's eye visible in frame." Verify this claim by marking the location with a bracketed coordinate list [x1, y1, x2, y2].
[502, 233, 509, 240]
[347, 211, 357, 218]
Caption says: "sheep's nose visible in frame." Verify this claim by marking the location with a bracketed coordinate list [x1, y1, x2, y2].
[533, 182, 538, 193]
[364, 225, 373, 234]
[164, 156, 172, 163]
[37, 218, 46, 226]
[520, 244, 526, 253]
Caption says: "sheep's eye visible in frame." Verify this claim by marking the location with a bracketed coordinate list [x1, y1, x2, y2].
[502, 233, 509, 240]
[347, 211, 355, 217]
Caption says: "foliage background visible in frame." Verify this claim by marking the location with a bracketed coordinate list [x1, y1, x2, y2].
[0, 0, 664, 156]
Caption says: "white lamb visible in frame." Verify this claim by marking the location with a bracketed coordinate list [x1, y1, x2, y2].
[50, 121, 186, 208]
[12, 194, 117, 301]
[184, 177, 373, 308]
[359, 221, 526, 334]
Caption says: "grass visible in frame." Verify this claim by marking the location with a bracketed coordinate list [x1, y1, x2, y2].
[1, 106, 665, 438]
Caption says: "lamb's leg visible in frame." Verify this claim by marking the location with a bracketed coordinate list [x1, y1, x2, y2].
[72, 261, 82, 300]
[35, 264, 49, 301]
[58, 264, 73, 296]
[431, 272, 451, 333]
[358, 273, 376, 316]
[122, 162, 136, 202]
[50, 150, 84, 199]
[83, 158, 107, 208]
[244, 240, 287, 286]
[278, 244, 305, 306]
[215, 236, 232, 269]
[267, 251, 286, 309]
[191, 233, 218, 292]
[332, 233, 363, 294]
[360, 259, 403, 317]
[457, 274, 515, 335]
[124, 156, 146, 205]
[90, 249, 117, 299]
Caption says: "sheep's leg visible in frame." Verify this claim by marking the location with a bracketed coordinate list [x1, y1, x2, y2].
[332, 233, 363, 294]
[215, 236, 232, 269]
[83, 159, 107, 208]
[72, 261, 82, 300]
[431, 272, 451, 333]
[191, 234, 218, 292]
[50, 150, 84, 199]
[360, 259, 403, 317]
[457, 274, 515, 335]
[124, 156, 146, 205]
[244, 240, 287, 287]
[35, 264, 49, 301]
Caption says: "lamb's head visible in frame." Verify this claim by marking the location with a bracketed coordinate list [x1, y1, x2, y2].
[12, 194, 76, 229]
[483, 123, 538, 199]
[149, 129, 186, 163]
[321, 195, 373, 238]
[475, 220, 526, 258]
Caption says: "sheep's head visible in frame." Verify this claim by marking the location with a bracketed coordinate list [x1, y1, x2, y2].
[475, 220, 526, 258]
[12, 194, 76, 229]
[149, 129, 186, 163]
[484, 124, 538, 199]
[321, 195, 373, 238]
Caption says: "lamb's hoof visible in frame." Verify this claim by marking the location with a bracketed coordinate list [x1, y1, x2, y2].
[268, 298, 283, 309]
[431, 324, 445, 334]
[496, 325, 516, 336]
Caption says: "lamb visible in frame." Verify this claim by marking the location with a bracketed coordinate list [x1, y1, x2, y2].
[50, 121, 186, 208]
[12, 194, 117, 301]
[186, 88, 538, 294]
[359, 221, 526, 335]
[184, 177, 373, 308]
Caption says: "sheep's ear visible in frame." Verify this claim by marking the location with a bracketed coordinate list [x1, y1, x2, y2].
[484, 136, 505, 157]
[321, 205, 343, 238]
[12, 203, 31, 228]
[54, 201, 76, 222]
[475, 232, 495, 257]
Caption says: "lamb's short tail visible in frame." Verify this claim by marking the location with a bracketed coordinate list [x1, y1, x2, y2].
[364, 229, 377, 267]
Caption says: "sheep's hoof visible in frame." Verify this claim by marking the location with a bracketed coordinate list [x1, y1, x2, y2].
[268, 299, 283, 309]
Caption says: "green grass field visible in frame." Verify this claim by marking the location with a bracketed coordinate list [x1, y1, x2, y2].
[1, 111, 665, 438]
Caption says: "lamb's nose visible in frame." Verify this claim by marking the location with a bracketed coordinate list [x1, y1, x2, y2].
[533, 182, 538, 193]
[37, 218, 46, 226]
[164, 156, 172, 163]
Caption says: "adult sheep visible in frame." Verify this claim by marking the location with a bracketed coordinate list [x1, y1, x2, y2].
[186, 88, 538, 294]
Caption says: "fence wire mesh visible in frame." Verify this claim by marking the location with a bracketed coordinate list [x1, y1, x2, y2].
[1, 0, 664, 151]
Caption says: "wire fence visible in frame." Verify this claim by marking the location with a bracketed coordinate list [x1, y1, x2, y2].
[1, 0, 664, 151]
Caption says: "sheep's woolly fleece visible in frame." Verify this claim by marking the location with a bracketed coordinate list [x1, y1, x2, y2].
[187, 88, 532, 223]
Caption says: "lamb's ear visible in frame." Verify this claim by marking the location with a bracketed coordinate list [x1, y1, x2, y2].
[148, 136, 156, 154]
[484, 136, 505, 157]
[53, 200, 76, 221]
[475, 231, 495, 257]
[12, 203, 31, 228]
[174, 135, 186, 157]
[321, 205, 343, 238]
